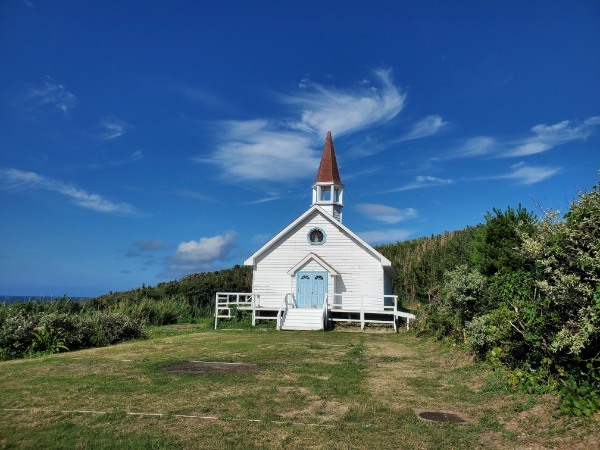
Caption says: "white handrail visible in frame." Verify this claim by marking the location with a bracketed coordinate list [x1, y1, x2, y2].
[329, 293, 343, 309]
[322, 293, 328, 329]
[276, 298, 285, 330]
[286, 293, 297, 309]
[383, 294, 398, 311]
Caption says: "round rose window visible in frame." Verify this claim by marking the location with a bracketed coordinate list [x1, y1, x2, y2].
[308, 228, 325, 244]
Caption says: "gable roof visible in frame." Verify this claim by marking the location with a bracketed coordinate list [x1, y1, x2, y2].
[287, 252, 340, 276]
[315, 131, 343, 185]
[244, 205, 395, 275]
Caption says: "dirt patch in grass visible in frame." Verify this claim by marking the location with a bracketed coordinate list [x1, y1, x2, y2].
[497, 394, 600, 450]
[416, 410, 468, 423]
[275, 385, 350, 422]
[279, 398, 349, 422]
[162, 361, 263, 376]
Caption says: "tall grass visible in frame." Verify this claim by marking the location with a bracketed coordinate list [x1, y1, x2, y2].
[102, 295, 205, 326]
[0, 294, 211, 360]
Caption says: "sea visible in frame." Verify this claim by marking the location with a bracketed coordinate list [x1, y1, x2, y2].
[0, 296, 90, 305]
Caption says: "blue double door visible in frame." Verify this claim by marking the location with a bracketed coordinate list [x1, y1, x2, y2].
[296, 271, 328, 308]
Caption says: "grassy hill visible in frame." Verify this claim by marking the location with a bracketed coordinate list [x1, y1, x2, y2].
[1, 328, 597, 449]
[89, 264, 252, 317]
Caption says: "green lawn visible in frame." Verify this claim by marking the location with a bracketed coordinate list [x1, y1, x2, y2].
[0, 328, 597, 449]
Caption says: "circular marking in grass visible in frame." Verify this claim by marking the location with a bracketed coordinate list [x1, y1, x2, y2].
[162, 360, 263, 376]
[417, 410, 467, 423]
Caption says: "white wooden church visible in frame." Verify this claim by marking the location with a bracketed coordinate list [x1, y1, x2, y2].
[215, 132, 414, 331]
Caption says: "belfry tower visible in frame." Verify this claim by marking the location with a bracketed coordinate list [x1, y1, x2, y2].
[312, 131, 344, 222]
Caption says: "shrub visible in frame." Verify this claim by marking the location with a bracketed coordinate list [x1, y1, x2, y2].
[29, 324, 68, 355]
[91, 313, 146, 346]
[0, 307, 147, 359]
[39, 313, 96, 350]
[0, 311, 40, 359]
[559, 363, 600, 417]
[507, 365, 556, 395]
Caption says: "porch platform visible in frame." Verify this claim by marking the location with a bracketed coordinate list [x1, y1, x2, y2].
[214, 292, 416, 332]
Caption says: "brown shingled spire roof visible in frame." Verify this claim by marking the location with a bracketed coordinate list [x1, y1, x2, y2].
[316, 131, 343, 185]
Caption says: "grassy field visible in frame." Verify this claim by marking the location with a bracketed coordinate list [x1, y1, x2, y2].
[0, 326, 597, 449]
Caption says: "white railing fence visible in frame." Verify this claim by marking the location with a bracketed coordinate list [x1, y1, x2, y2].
[396, 311, 416, 330]
[215, 291, 415, 331]
[214, 292, 258, 329]
[328, 293, 398, 312]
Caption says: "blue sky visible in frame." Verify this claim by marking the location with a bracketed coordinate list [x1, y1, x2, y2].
[1, 1, 599, 297]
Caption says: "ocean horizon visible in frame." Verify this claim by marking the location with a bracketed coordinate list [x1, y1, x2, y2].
[0, 295, 91, 304]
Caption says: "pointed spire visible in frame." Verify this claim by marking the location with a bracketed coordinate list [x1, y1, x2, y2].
[316, 131, 343, 185]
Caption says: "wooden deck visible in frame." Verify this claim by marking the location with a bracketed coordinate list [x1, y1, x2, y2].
[214, 292, 415, 331]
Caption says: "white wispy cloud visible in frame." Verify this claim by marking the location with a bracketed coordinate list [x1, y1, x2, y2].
[98, 118, 133, 140]
[491, 163, 560, 185]
[202, 70, 405, 183]
[359, 228, 412, 244]
[175, 84, 232, 110]
[397, 115, 448, 142]
[167, 232, 236, 274]
[343, 166, 382, 181]
[244, 195, 281, 205]
[0, 168, 136, 214]
[453, 136, 497, 158]
[89, 151, 144, 169]
[285, 69, 406, 137]
[503, 116, 600, 157]
[442, 116, 599, 161]
[27, 78, 76, 114]
[356, 203, 417, 224]
[201, 120, 320, 182]
[387, 175, 455, 192]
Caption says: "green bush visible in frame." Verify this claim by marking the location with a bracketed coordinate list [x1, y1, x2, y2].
[407, 176, 600, 415]
[0, 311, 39, 359]
[39, 313, 96, 350]
[29, 324, 68, 355]
[0, 304, 146, 360]
[507, 365, 555, 395]
[559, 364, 600, 417]
[91, 312, 146, 346]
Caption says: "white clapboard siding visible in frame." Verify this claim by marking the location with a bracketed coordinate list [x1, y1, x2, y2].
[252, 208, 387, 307]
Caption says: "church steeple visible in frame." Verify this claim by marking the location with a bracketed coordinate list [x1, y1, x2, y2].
[316, 131, 343, 185]
[312, 131, 344, 222]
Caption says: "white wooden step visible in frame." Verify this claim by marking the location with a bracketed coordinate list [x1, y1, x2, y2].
[281, 309, 324, 330]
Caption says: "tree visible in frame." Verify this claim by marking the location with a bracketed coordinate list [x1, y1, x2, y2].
[520, 180, 600, 364]
[474, 205, 537, 277]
